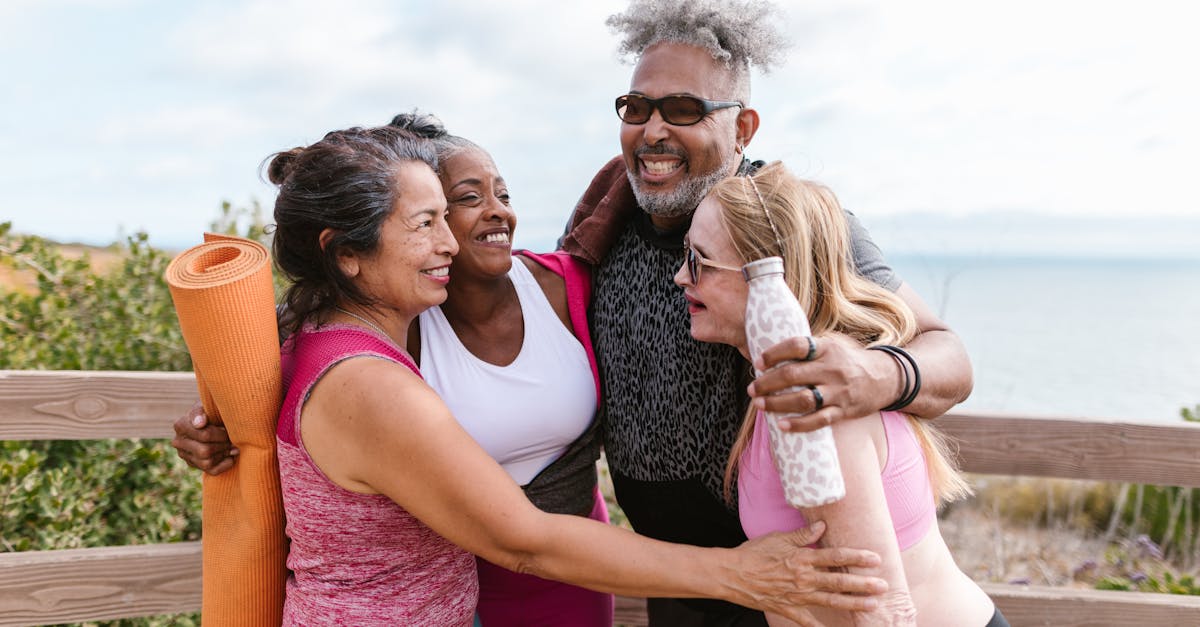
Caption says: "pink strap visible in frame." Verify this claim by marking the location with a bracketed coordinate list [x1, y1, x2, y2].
[278, 325, 420, 446]
[515, 250, 600, 406]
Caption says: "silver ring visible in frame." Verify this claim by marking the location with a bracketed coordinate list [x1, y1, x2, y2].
[806, 384, 824, 411]
[802, 336, 817, 362]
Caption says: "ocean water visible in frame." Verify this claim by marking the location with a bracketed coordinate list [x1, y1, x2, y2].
[891, 255, 1200, 424]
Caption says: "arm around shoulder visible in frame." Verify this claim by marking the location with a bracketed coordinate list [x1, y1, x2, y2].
[301, 354, 887, 620]
[891, 281, 973, 419]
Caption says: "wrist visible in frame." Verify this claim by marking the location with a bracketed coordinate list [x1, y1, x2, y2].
[710, 546, 756, 608]
[871, 347, 905, 411]
[868, 345, 921, 412]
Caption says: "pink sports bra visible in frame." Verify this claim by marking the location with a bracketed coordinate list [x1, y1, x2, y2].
[738, 410, 936, 551]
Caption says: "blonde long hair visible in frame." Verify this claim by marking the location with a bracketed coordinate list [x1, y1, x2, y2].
[716, 161, 971, 506]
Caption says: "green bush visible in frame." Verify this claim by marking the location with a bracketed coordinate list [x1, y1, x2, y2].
[0, 223, 202, 547]
[0, 206, 272, 625]
[0, 224, 190, 372]
[0, 440, 199, 552]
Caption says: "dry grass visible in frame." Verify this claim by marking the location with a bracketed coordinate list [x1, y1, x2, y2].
[941, 499, 1112, 588]
[942, 477, 1199, 591]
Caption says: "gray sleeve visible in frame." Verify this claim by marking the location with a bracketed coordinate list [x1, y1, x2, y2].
[845, 210, 902, 292]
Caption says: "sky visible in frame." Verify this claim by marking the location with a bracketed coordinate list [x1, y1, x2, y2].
[2, 0, 1198, 257]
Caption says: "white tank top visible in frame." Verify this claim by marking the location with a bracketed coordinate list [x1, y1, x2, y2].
[418, 259, 597, 485]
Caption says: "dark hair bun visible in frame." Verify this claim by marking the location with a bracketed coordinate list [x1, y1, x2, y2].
[389, 110, 447, 140]
[266, 147, 305, 185]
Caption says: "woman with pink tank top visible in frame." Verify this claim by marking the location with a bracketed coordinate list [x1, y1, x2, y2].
[675, 162, 1009, 626]
[263, 125, 894, 625]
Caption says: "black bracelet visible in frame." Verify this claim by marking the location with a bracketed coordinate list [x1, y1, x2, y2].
[869, 345, 922, 411]
[873, 346, 909, 409]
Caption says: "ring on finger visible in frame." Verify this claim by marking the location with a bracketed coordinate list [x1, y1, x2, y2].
[802, 336, 817, 362]
[805, 384, 824, 411]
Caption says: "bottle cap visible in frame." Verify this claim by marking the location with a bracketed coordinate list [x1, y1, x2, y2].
[741, 256, 785, 282]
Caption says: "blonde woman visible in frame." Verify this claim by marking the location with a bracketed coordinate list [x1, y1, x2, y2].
[674, 161, 1006, 627]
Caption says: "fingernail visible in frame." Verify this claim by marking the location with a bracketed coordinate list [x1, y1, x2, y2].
[776, 419, 790, 432]
[230, 448, 240, 456]
[192, 415, 204, 427]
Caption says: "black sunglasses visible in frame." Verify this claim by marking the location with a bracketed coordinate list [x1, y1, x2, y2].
[686, 243, 742, 285]
[615, 94, 743, 126]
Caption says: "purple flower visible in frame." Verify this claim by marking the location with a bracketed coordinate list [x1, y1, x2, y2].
[1135, 535, 1164, 559]
[1130, 572, 1149, 584]
[1008, 577, 1031, 585]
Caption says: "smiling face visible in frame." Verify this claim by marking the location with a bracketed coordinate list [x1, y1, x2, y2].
[348, 161, 458, 322]
[620, 42, 748, 224]
[439, 147, 515, 281]
[673, 194, 750, 352]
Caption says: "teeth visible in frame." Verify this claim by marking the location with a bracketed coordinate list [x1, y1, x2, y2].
[483, 232, 510, 244]
[643, 160, 681, 175]
[425, 267, 449, 277]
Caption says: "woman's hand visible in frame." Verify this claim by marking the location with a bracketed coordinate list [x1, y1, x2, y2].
[727, 520, 888, 626]
[171, 401, 239, 475]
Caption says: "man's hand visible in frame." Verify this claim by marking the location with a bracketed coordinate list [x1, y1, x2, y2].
[732, 520, 887, 626]
[747, 332, 899, 433]
[171, 401, 238, 475]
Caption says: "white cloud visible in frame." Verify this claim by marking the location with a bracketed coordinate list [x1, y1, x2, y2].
[751, 0, 1200, 220]
[2, 0, 1197, 251]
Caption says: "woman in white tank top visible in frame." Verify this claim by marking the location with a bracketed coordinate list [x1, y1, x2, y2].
[400, 118, 612, 626]
[418, 258, 595, 485]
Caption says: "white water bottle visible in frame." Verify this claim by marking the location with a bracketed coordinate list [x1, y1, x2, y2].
[743, 257, 845, 508]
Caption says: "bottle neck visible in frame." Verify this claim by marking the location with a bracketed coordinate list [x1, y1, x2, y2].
[741, 256, 786, 282]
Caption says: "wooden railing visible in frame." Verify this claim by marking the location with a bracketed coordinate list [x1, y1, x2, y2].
[2, 370, 1199, 626]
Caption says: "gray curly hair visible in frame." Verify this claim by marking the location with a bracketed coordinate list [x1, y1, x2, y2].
[606, 0, 791, 102]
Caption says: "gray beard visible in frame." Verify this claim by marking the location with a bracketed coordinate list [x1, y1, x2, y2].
[627, 159, 737, 219]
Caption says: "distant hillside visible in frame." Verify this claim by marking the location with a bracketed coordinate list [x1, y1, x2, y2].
[0, 241, 124, 293]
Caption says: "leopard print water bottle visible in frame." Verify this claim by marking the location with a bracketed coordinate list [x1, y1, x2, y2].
[743, 257, 845, 508]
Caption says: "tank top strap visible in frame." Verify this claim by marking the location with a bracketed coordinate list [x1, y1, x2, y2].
[508, 257, 577, 350]
[278, 323, 419, 446]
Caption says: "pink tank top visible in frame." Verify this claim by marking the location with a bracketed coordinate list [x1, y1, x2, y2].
[277, 323, 477, 625]
[738, 410, 936, 551]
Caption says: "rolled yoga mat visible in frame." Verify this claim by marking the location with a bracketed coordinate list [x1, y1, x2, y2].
[166, 233, 286, 627]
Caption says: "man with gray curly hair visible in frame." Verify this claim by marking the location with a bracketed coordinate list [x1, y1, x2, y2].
[561, 1, 975, 625]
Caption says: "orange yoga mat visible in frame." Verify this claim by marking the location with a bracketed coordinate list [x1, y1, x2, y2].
[166, 233, 287, 627]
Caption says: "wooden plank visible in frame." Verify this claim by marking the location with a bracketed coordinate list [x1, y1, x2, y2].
[0, 542, 201, 626]
[2, 373, 1199, 625]
[938, 410, 1200, 488]
[0, 370, 197, 440]
[617, 586, 1200, 627]
[984, 582, 1200, 626]
[614, 595, 648, 626]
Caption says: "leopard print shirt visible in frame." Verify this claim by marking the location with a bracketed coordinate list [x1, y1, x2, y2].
[593, 212, 750, 515]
